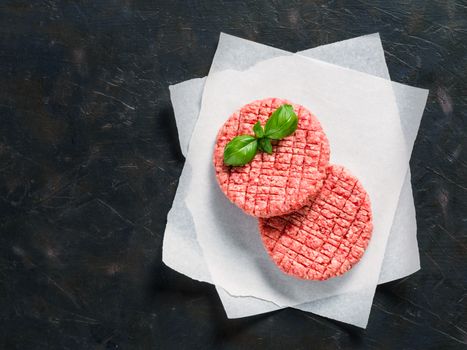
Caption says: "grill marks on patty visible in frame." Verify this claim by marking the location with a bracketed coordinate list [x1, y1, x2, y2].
[214, 99, 373, 280]
[214, 98, 330, 218]
[259, 165, 373, 281]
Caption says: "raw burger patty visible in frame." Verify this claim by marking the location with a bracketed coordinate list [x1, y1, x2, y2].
[259, 164, 373, 280]
[213, 98, 330, 218]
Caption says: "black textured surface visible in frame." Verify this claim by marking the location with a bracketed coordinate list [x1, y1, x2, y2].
[1, 1, 466, 349]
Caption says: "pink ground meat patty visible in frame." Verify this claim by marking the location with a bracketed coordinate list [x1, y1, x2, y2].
[259, 164, 373, 280]
[213, 98, 330, 218]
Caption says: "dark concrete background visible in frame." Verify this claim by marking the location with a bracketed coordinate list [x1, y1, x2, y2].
[0, 1, 466, 349]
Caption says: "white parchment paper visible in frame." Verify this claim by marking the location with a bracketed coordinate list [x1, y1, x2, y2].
[163, 33, 427, 327]
[189, 55, 403, 305]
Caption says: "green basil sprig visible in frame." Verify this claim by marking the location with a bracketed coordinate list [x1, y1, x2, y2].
[223, 104, 298, 166]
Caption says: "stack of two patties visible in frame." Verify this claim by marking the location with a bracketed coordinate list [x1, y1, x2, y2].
[214, 98, 373, 281]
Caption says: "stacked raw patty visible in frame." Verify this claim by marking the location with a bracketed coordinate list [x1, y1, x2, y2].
[259, 165, 372, 280]
[213, 98, 330, 218]
[214, 98, 373, 281]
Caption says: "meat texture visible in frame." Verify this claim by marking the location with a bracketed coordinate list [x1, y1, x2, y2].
[259, 164, 373, 280]
[214, 98, 330, 218]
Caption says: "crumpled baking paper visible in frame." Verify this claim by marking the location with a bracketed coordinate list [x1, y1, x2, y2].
[163, 33, 428, 327]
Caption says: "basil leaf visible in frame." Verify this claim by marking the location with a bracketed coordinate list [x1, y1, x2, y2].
[223, 135, 258, 166]
[264, 104, 298, 140]
[222, 103, 299, 166]
[258, 137, 273, 154]
[253, 121, 264, 138]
